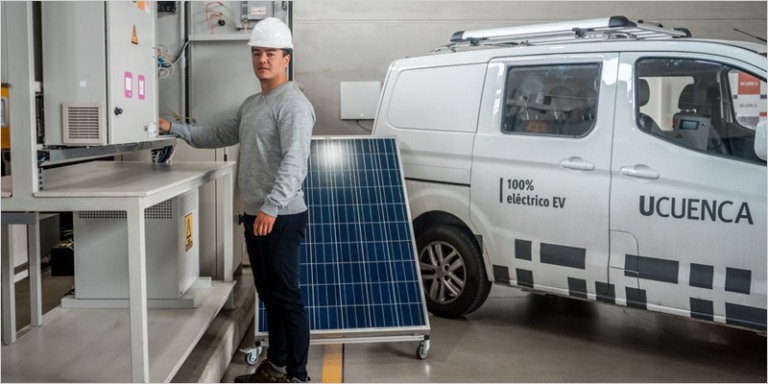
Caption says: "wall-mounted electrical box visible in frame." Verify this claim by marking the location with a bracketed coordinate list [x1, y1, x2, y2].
[340, 81, 382, 120]
[42, 1, 158, 146]
[235, 1, 272, 30]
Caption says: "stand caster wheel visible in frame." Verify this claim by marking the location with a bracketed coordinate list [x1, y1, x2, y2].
[416, 340, 430, 360]
[242, 346, 263, 366]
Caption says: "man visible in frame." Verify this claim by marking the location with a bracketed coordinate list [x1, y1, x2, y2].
[158, 17, 314, 383]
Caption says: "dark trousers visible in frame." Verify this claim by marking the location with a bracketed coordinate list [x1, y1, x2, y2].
[243, 211, 309, 380]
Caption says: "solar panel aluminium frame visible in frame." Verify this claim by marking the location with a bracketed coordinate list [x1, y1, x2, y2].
[252, 136, 431, 346]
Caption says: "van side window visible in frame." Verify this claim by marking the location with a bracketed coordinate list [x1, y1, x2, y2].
[636, 58, 766, 165]
[502, 64, 601, 137]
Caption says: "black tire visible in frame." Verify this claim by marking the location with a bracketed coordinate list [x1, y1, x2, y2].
[416, 224, 490, 318]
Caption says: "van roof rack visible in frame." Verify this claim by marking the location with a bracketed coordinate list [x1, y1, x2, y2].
[431, 16, 692, 54]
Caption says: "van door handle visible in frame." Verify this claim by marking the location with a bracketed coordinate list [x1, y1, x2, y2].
[620, 165, 659, 180]
[560, 158, 595, 171]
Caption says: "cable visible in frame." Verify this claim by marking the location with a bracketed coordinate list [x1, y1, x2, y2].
[165, 145, 176, 163]
[205, 2, 239, 34]
[169, 107, 196, 124]
[206, 2, 224, 34]
[172, 40, 189, 64]
[158, 147, 169, 163]
[155, 145, 176, 164]
[157, 45, 176, 79]
[156, 41, 186, 79]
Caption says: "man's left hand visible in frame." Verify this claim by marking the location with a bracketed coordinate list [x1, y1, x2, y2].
[254, 210, 276, 236]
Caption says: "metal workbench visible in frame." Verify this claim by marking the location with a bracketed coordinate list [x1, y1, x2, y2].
[0, 3, 238, 381]
[1, 161, 237, 383]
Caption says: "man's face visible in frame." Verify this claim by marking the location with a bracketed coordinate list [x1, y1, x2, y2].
[251, 47, 289, 81]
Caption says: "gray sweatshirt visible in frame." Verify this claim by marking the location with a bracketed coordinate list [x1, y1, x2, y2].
[170, 82, 315, 217]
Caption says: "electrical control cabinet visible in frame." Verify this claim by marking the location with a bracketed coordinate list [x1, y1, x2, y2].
[73, 190, 199, 301]
[42, 1, 158, 146]
[236, 1, 272, 29]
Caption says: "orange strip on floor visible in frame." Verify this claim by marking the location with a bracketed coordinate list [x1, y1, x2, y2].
[321, 344, 343, 383]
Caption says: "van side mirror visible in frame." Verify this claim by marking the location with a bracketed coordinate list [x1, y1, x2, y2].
[755, 120, 767, 161]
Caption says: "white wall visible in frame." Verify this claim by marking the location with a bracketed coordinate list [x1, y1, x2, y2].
[292, 1, 768, 135]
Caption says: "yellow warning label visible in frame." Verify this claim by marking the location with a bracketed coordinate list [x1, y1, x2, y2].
[185, 213, 193, 251]
[131, 25, 138, 45]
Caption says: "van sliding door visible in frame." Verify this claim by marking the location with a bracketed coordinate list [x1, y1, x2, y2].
[470, 53, 618, 298]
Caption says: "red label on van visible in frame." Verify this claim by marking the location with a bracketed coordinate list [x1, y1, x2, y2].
[738, 73, 760, 95]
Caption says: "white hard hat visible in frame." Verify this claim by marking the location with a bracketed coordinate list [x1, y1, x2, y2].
[248, 17, 293, 50]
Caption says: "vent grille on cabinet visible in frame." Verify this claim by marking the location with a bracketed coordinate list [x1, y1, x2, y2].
[63, 102, 105, 144]
[178, 189, 198, 217]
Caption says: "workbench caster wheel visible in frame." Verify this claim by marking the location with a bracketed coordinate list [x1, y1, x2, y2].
[243, 346, 262, 366]
[416, 340, 430, 360]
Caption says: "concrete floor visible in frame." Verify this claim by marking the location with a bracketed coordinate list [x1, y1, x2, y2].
[226, 284, 766, 383]
[6, 269, 766, 382]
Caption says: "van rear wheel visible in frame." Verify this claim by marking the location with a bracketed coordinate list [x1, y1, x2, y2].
[417, 225, 490, 318]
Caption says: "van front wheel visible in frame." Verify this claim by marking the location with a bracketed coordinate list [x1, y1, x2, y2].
[417, 225, 490, 318]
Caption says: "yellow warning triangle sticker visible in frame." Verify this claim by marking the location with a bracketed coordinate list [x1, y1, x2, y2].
[131, 25, 138, 45]
[185, 213, 193, 251]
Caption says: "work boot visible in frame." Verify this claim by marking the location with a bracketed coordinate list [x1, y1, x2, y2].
[234, 360, 287, 383]
[280, 375, 310, 383]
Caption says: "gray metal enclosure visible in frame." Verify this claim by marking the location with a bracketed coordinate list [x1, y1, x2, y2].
[42, 1, 158, 146]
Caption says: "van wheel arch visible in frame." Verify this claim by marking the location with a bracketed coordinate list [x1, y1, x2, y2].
[413, 211, 490, 275]
[413, 211, 493, 317]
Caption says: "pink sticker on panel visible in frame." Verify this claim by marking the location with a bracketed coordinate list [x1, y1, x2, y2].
[124, 72, 133, 98]
[138, 75, 145, 100]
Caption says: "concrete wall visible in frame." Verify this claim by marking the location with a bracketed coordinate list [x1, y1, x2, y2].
[292, 1, 768, 135]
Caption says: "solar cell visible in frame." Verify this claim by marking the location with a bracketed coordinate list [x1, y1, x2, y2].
[256, 137, 429, 338]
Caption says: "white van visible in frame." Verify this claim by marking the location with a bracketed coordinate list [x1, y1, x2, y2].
[372, 17, 767, 333]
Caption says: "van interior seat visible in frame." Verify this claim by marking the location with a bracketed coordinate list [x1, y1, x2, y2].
[677, 83, 698, 113]
[637, 78, 662, 133]
[574, 87, 597, 120]
[670, 82, 729, 155]
[550, 85, 594, 136]
[668, 83, 713, 151]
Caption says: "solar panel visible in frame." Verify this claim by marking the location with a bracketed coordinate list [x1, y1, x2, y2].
[255, 137, 430, 339]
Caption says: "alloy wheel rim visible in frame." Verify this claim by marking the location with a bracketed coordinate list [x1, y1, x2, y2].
[419, 241, 466, 304]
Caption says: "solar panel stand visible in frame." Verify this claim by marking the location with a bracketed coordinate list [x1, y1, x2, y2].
[242, 137, 432, 365]
[245, 295, 431, 364]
